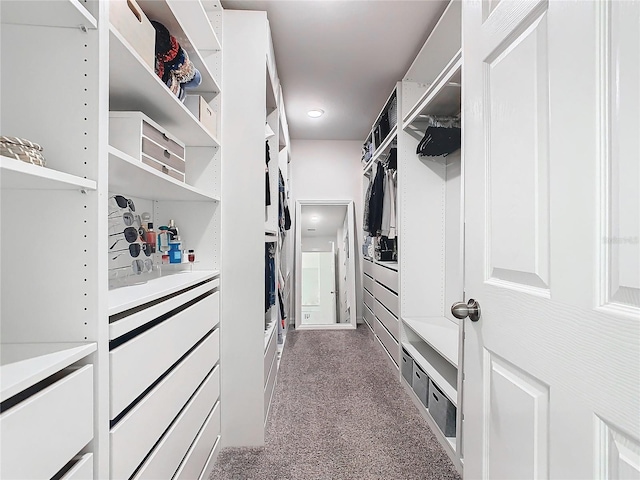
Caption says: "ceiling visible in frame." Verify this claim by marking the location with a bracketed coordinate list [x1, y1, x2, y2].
[300, 204, 347, 237]
[221, 0, 448, 141]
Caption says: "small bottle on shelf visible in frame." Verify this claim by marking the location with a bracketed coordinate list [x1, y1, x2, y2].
[146, 223, 157, 253]
[188, 249, 195, 262]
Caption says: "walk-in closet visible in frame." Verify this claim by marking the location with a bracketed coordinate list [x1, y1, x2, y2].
[1, 1, 638, 479]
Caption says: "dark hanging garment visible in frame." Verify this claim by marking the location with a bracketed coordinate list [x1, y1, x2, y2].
[368, 161, 386, 236]
[265, 243, 276, 312]
[265, 141, 271, 206]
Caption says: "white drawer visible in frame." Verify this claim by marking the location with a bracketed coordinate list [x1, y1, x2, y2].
[110, 292, 218, 418]
[133, 366, 220, 480]
[363, 258, 374, 277]
[264, 328, 277, 387]
[363, 273, 374, 294]
[110, 330, 219, 480]
[174, 402, 221, 480]
[375, 317, 399, 367]
[363, 288, 374, 311]
[374, 299, 399, 341]
[374, 282, 399, 318]
[61, 453, 93, 480]
[264, 351, 278, 420]
[374, 262, 398, 293]
[0, 365, 93, 480]
[363, 303, 375, 329]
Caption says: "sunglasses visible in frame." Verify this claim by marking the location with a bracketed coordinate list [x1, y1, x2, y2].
[109, 226, 139, 249]
[108, 211, 135, 226]
[109, 258, 153, 275]
[109, 195, 135, 212]
[111, 242, 152, 260]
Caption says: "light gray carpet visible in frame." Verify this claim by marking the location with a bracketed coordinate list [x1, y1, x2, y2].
[209, 325, 461, 480]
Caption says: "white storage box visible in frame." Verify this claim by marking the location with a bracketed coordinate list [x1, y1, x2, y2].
[109, 0, 155, 70]
[110, 111, 186, 182]
[184, 95, 217, 138]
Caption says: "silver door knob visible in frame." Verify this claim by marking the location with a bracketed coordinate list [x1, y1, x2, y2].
[451, 299, 481, 322]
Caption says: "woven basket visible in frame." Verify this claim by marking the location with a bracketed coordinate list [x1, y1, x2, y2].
[0, 136, 46, 166]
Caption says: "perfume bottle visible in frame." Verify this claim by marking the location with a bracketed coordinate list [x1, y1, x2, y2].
[146, 223, 157, 253]
[169, 236, 182, 264]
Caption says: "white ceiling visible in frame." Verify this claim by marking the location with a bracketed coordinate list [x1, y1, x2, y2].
[221, 0, 448, 141]
[301, 204, 347, 237]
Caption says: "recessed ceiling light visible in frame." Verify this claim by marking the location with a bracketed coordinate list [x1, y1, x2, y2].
[307, 109, 324, 118]
[310, 215, 320, 222]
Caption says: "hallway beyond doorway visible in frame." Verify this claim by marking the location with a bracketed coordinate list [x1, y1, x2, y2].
[210, 326, 460, 479]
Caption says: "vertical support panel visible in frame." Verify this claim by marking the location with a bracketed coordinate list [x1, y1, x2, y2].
[596, 417, 640, 479]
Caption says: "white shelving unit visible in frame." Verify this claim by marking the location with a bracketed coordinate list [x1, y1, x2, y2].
[2, 1, 223, 478]
[398, 0, 463, 472]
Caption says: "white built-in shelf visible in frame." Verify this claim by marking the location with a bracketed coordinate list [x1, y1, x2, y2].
[1, 0, 97, 30]
[264, 320, 277, 351]
[403, 53, 462, 129]
[372, 125, 398, 162]
[108, 147, 219, 203]
[1, 156, 97, 191]
[375, 260, 399, 271]
[403, 342, 457, 406]
[108, 270, 219, 316]
[136, 0, 221, 100]
[166, 0, 222, 53]
[109, 26, 220, 148]
[0, 343, 97, 402]
[363, 158, 375, 176]
[403, 316, 459, 367]
[447, 437, 456, 450]
[266, 63, 278, 110]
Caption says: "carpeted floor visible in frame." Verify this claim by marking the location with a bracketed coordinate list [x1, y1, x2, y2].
[209, 325, 461, 480]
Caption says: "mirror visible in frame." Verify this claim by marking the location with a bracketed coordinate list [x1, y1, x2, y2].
[295, 200, 357, 330]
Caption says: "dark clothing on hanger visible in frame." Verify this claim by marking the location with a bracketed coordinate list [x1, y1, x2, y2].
[368, 161, 385, 236]
[265, 141, 271, 206]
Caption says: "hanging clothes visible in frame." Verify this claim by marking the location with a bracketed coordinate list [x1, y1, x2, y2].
[363, 175, 373, 234]
[265, 141, 271, 206]
[368, 161, 386, 236]
[265, 243, 276, 312]
[278, 169, 291, 233]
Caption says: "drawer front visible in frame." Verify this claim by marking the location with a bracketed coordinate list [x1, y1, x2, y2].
[264, 328, 277, 386]
[133, 366, 220, 480]
[363, 303, 375, 329]
[110, 291, 218, 418]
[141, 137, 185, 172]
[363, 288, 374, 311]
[363, 259, 374, 277]
[142, 120, 185, 158]
[141, 155, 185, 182]
[374, 299, 399, 340]
[264, 352, 278, 420]
[374, 263, 398, 293]
[375, 317, 399, 366]
[111, 330, 219, 480]
[174, 402, 221, 480]
[0, 365, 93, 480]
[61, 453, 93, 480]
[374, 282, 399, 318]
[363, 273, 374, 295]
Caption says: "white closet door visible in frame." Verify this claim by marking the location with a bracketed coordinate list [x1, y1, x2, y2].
[463, 1, 640, 478]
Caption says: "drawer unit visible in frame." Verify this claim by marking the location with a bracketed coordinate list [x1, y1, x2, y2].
[60, 453, 93, 480]
[401, 349, 414, 385]
[374, 281, 399, 318]
[374, 317, 398, 366]
[363, 287, 375, 311]
[373, 262, 398, 293]
[264, 350, 278, 419]
[109, 111, 186, 180]
[174, 401, 221, 480]
[363, 303, 375, 329]
[363, 272, 374, 294]
[0, 365, 93, 480]
[110, 290, 218, 418]
[374, 299, 399, 340]
[111, 330, 219, 480]
[363, 258, 374, 277]
[412, 363, 429, 408]
[429, 379, 456, 437]
[264, 326, 277, 386]
[133, 366, 220, 480]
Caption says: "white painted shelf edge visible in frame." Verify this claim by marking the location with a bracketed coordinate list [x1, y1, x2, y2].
[402, 51, 462, 129]
[403, 316, 459, 367]
[371, 125, 398, 162]
[264, 320, 277, 351]
[0, 0, 97, 30]
[108, 270, 219, 316]
[402, 342, 457, 406]
[108, 146, 219, 202]
[1, 156, 97, 191]
[0, 342, 97, 402]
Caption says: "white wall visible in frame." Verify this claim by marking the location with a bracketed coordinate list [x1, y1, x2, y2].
[291, 140, 363, 324]
[301, 235, 335, 252]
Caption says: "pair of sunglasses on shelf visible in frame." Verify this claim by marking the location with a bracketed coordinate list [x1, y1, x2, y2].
[110, 258, 153, 275]
[109, 194, 135, 212]
[111, 242, 153, 260]
[109, 226, 148, 249]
